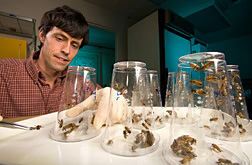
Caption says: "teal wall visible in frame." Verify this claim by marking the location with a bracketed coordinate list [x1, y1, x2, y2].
[164, 29, 191, 72]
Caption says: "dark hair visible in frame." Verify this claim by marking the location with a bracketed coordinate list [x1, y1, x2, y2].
[38, 5, 89, 49]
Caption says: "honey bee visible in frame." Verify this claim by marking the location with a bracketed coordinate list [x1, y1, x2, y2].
[191, 88, 207, 95]
[67, 102, 75, 106]
[211, 143, 222, 152]
[203, 125, 210, 129]
[179, 156, 192, 164]
[235, 96, 245, 103]
[79, 117, 83, 123]
[62, 123, 79, 131]
[140, 99, 145, 106]
[190, 79, 203, 87]
[142, 122, 149, 129]
[132, 113, 142, 123]
[123, 130, 127, 139]
[216, 99, 224, 107]
[107, 139, 113, 145]
[155, 116, 160, 122]
[120, 87, 127, 95]
[131, 145, 138, 152]
[206, 76, 218, 83]
[166, 90, 171, 96]
[34, 125, 42, 130]
[166, 110, 172, 115]
[235, 83, 242, 90]
[221, 75, 228, 85]
[210, 117, 218, 122]
[177, 80, 184, 87]
[236, 89, 243, 94]
[82, 68, 91, 72]
[220, 84, 227, 96]
[217, 158, 232, 164]
[237, 112, 245, 119]
[64, 130, 73, 137]
[135, 133, 143, 144]
[113, 83, 119, 89]
[125, 126, 131, 134]
[145, 118, 152, 126]
[91, 114, 95, 124]
[231, 74, 240, 82]
[58, 119, 63, 128]
[201, 61, 214, 71]
[190, 62, 201, 71]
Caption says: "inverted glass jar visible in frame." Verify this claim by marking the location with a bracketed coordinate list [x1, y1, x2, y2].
[101, 61, 160, 156]
[148, 70, 165, 129]
[163, 53, 249, 165]
[227, 65, 252, 141]
[50, 66, 100, 142]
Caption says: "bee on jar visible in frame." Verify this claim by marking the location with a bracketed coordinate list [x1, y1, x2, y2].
[216, 99, 224, 107]
[166, 110, 172, 116]
[145, 118, 152, 126]
[154, 115, 160, 121]
[34, 125, 42, 130]
[190, 79, 203, 87]
[131, 145, 138, 152]
[67, 101, 75, 106]
[204, 125, 210, 129]
[82, 68, 91, 72]
[123, 130, 127, 139]
[210, 117, 218, 122]
[135, 133, 143, 144]
[107, 139, 113, 145]
[235, 83, 242, 90]
[231, 74, 240, 82]
[58, 119, 63, 128]
[211, 143, 222, 152]
[201, 61, 214, 71]
[235, 96, 245, 103]
[140, 99, 145, 106]
[120, 87, 127, 95]
[79, 117, 83, 123]
[179, 156, 192, 164]
[206, 75, 218, 83]
[220, 84, 227, 96]
[125, 126, 131, 134]
[166, 90, 171, 96]
[142, 122, 149, 129]
[91, 114, 95, 124]
[113, 83, 119, 89]
[217, 158, 232, 164]
[177, 80, 184, 87]
[191, 88, 207, 95]
[190, 62, 201, 71]
[237, 112, 245, 119]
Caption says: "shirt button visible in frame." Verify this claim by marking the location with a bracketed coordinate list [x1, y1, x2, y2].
[48, 109, 51, 113]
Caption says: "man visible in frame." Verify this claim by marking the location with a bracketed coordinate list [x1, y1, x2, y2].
[0, 6, 125, 129]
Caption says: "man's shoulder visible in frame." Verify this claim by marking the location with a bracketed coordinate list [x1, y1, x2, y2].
[0, 58, 26, 67]
[0, 58, 27, 73]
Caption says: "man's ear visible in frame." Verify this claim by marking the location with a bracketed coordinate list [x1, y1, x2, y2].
[39, 29, 45, 43]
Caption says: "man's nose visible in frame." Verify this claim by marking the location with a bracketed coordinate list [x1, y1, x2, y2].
[62, 42, 70, 55]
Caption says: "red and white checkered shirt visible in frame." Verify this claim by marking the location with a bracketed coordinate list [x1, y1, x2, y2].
[0, 51, 67, 118]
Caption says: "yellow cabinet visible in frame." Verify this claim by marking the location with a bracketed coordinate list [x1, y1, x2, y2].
[0, 36, 27, 59]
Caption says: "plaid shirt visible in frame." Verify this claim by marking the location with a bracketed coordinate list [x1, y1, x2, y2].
[0, 51, 67, 118]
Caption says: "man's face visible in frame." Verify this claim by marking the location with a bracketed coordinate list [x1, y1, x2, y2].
[39, 27, 83, 72]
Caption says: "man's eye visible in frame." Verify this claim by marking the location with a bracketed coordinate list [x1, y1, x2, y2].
[56, 37, 63, 41]
[72, 44, 79, 49]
